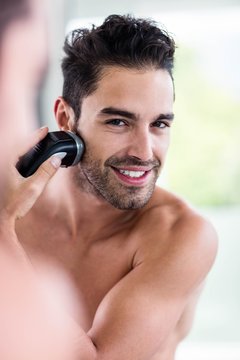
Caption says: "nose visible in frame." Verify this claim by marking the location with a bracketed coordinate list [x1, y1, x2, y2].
[127, 128, 153, 162]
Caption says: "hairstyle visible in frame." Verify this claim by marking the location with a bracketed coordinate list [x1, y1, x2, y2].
[62, 14, 176, 122]
[0, 0, 30, 49]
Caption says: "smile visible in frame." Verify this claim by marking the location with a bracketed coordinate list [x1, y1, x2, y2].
[118, 169, 146, 178]
[111, 166, 152, 186]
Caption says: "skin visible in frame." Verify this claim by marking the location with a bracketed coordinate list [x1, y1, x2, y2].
[13, 66, 218, 359]
[0, 1, 86, 358]
[0, 0, 48, 202]
[0, 0, 48, 140]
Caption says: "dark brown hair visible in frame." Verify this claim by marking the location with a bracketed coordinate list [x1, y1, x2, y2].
[62, 14, 176, 122]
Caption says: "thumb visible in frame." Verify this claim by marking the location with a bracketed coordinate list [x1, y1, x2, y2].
[12, 153, 65, 220]
[32, 152, 65, 183]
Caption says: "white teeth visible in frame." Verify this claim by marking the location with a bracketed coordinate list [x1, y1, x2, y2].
[119, 169, 145, 178]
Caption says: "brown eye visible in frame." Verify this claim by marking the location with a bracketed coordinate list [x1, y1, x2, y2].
[106, 119, 126, 126]
[152, 121, 169, 128]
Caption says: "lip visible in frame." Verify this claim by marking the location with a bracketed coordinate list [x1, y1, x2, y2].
[111, 166, 152, 186]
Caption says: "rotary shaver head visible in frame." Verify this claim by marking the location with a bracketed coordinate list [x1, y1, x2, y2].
[16, 131, 85, 178]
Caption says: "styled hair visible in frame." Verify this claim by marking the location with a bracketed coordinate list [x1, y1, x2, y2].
[62, 14, 176, 121]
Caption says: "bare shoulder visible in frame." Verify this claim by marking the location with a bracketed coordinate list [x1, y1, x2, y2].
[134, 187, 218, 283]
[138, 186, 218, 237]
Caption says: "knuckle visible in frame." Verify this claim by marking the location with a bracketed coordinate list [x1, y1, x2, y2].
[26, 182, 41, 197]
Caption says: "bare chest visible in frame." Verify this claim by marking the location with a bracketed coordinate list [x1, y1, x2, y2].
[16, 218, 134, 330]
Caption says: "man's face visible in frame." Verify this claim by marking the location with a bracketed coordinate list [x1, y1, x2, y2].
[75, 67, 174, 210]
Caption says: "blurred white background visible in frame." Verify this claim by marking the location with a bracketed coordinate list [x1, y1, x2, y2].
[41, 1, 240, 358]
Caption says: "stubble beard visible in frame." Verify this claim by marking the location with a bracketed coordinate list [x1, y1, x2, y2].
[73, 151, 160, 210]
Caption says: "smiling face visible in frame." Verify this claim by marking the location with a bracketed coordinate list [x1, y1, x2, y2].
[72, 66, 174, 209]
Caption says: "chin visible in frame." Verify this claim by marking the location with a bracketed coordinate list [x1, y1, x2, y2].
[105, 188, 154, 210]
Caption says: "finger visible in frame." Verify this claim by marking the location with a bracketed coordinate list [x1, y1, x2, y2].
[10, 126, 49, 170]
[31, 153, 63, 182]
[8, 154, 63, 220]
[7, 126, 49, 182]
[21, 154, 64, 213]
[17, 126, 49, 158]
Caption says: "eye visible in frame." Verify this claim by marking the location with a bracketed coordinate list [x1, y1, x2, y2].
[151, 120, 169, 129]
[106, 119, 127, 126]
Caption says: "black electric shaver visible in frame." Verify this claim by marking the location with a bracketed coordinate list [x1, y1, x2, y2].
[16, 131, 85, 178]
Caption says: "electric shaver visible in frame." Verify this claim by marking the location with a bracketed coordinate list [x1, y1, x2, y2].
[16, 131, 85, 178]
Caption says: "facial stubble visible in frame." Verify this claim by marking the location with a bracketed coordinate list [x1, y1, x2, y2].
[73, 151, 160, 210]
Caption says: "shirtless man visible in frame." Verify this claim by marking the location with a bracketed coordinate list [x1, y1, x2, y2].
[6, 14, 218, 359]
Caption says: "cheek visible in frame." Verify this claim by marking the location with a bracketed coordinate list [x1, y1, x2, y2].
[82, 131, 118, 161]
[82, 140, 105, 166]
[161, 136, 170, 152]
[153, 135, 170, 163]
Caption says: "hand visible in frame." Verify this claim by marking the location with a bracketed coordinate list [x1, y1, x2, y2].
[1, 126, 62, 224]
[0, 127, 96, 360]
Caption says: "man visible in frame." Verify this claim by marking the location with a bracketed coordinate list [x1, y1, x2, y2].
[6, 14, 218, 359]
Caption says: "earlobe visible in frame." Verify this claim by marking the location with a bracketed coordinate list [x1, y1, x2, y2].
[54, 96, 74, 131]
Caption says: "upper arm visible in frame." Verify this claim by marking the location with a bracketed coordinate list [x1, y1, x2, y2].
[87, 216, 218, 360]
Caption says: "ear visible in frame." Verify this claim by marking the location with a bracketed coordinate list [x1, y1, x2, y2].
[54, 97, 75, 131]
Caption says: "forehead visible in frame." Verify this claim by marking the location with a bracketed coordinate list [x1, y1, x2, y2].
[81, 66, 174, 118]
[99, 66, 172, 96]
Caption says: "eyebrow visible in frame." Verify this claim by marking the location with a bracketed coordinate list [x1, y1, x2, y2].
[99, 107, 174, 122]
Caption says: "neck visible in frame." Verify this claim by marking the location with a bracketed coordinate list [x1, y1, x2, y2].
[41, 168, 138, 241]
